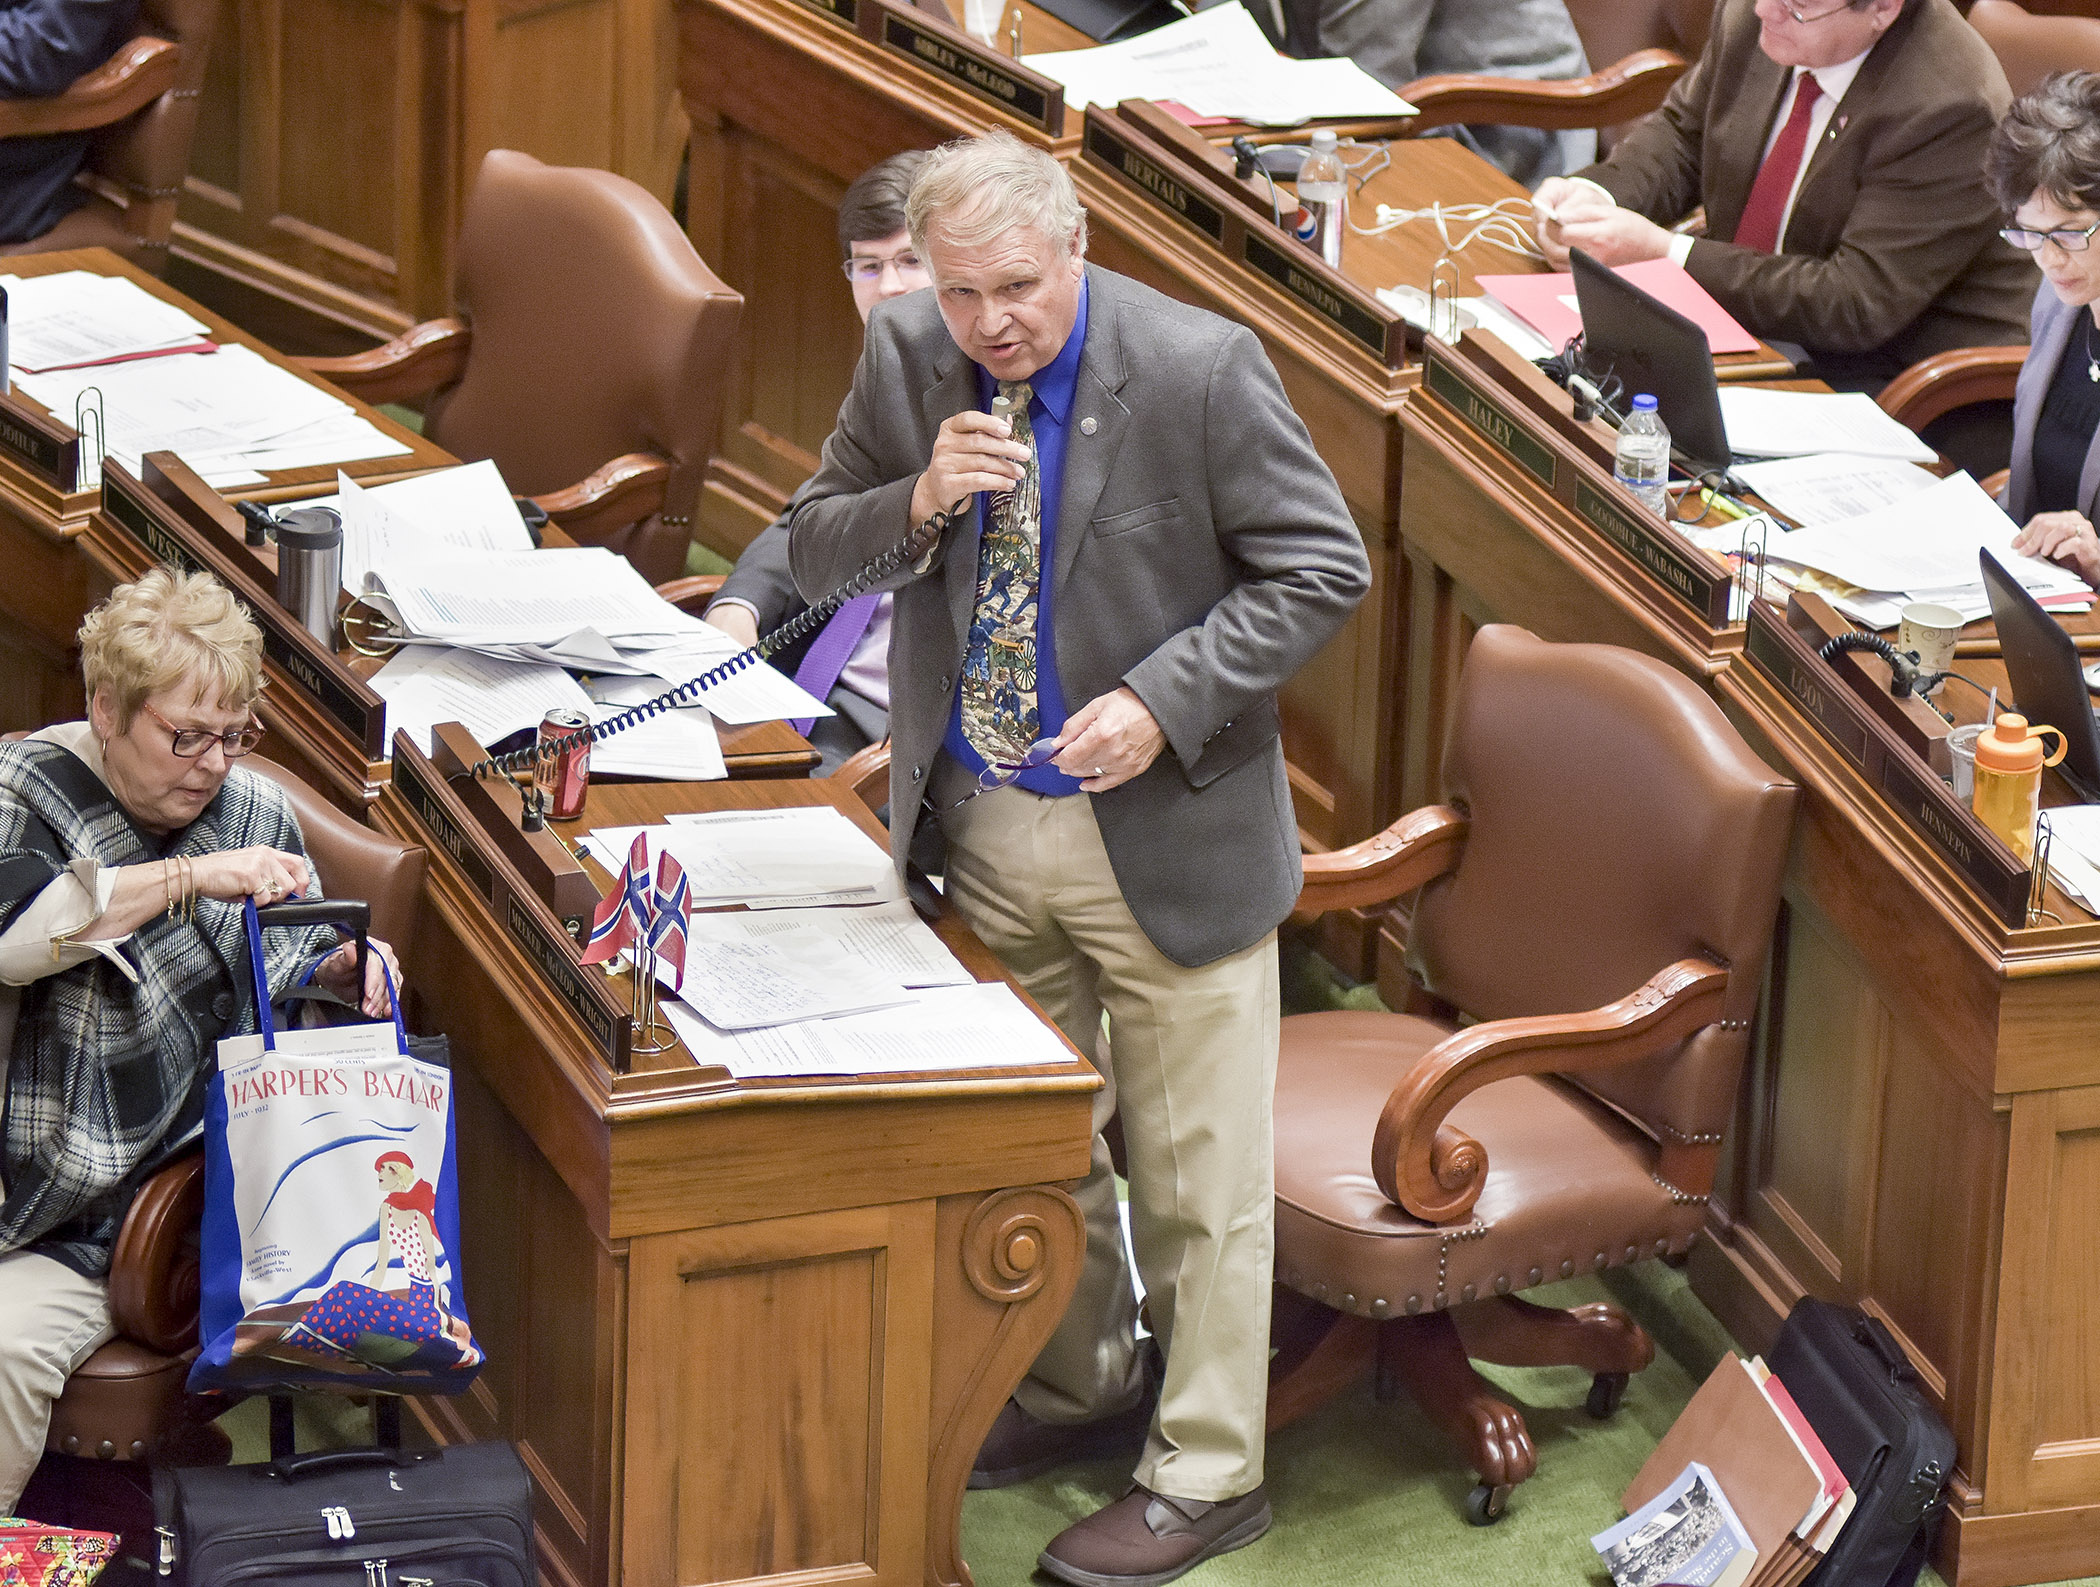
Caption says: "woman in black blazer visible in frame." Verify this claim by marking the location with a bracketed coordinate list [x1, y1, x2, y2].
[1994, 72, 2100, 585]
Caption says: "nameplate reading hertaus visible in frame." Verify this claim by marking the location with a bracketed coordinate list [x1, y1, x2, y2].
[787, 0, 857, 26]
[505, 893, 630, 1072]
[878, 8, 1059, 132]
[0, 393, 78, 490]
[1876, 750, 2028, 927]
[1423, 351, 1556, 487]
[392, 751, 496, 904]
[1240, 232, 1394, 362]
[1082, 117, 1225, 244]
[1743, 604, 1869, 768]
[1573, 480, 1729, 626]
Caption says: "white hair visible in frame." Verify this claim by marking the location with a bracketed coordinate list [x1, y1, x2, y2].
[906, 130, 1088, 257]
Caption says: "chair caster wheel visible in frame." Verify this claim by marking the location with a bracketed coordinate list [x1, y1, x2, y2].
[1464, 1482, 1511, 1526]
[1587, 1371, 1630, 1419]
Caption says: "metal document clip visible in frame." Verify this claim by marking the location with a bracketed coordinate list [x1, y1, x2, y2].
[2029, 813, 2063, 927]
[73, 388, 104, 491]
[1427, 256, 1461, 344]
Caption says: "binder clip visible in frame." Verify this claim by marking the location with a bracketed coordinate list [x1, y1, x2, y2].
[73, 389, 104, 492]
[341, 594, 405, 657]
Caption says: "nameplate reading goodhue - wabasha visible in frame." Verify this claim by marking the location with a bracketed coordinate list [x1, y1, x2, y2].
[1083, 119, 1224, 244]
[1423, 351, 1556, 486]
[1573, 479, 1728, 626]
[880, 11, 1055, 130]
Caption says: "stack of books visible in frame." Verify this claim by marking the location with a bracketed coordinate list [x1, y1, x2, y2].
[1594, 1354, 1853, 1587]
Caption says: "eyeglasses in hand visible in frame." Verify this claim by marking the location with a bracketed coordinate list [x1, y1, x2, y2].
[141, 700, 263, 759]
[1999, 219, 2100, 254]
[946, 737, 1061, 808]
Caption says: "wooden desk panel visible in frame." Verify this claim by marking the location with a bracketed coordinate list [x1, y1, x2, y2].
[374, 767, 1097, 1587]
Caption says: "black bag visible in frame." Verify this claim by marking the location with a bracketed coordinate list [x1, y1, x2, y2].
[151, 1397, 533, 1586]
[1770, 1297, 1957, 1587]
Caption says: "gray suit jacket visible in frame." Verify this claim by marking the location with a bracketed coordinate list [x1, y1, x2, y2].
[2005, 286, 2100, 527]
[787, 266, 1370, 967]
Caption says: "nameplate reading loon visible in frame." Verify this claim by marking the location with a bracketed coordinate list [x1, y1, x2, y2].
[505, 893, 630, 1072]
[788, 0, 857, 26]
[1082, 117, 1225, 244]
[1573, 480, 1729, 626]
[0, 392, 78, 491]
[1240, 232, 1394, 362]
[1743, 604, 1868, 767]
[878, 7, 1059, 132]
[1423, 352, 1556, 486]
[392, 752, 496, 904]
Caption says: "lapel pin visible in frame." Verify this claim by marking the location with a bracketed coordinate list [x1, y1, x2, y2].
[1080, 416, 1098, 436]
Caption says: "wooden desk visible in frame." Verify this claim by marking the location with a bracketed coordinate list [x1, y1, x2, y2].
[0, 248, 446, 739]
[675, 0, 1090, 555]
[1390, 324, 2100, 1585]
[371, 742, 1098, 1587]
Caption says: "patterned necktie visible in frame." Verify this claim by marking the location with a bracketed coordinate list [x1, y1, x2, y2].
[1735, 72, 1822, 255]
[959, 380, 1041, 766]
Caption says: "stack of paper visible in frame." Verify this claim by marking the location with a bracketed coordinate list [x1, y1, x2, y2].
[1762, 472, 2093, 628]
[12, 342, 411, 488]
[1717, 389, 1936, 463]
[581, 808, 904, 910]
[2, 271, 213, 372]
[370, 645, 592, 757]
[316, 461, 536, 594]
[2042, 806, 2100, 912]
[1731, 453, 1939, 529]
[1025, 3, 1413, 125]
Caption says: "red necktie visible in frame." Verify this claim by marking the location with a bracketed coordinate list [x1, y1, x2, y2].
[1735, 72, 1822, 254]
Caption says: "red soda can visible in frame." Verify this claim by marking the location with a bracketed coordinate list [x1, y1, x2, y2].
[537, 708, 592, 821]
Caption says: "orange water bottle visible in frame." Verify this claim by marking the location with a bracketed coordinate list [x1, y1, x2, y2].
[1971, 713, 2067, 864]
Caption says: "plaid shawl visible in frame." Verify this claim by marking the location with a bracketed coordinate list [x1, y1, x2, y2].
[0, 740, 333, 1275]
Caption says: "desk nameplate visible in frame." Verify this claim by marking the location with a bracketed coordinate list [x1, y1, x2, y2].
[1423, 351, 1556, 487]
[870, 0, 1061, 133]
[100, 464, 389, 758]
[1082, 115, 1225, 245]
[0, 391, 91, 520]
[789, 0, 857, 25]
[1571, 480, 1730, 628]
[1240, 232, 1399, 364]
[1744, 602, 2028, 927]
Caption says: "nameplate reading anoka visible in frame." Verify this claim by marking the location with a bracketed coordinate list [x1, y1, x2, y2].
[878, 7, 1059, 132]
[1423, 351, 1556, 487]
[1572, 479, 1729, 626]
[1082, 117, 1225, 244]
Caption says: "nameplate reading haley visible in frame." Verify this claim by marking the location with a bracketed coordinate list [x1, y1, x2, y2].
[1083, 118, 1224, 244]
[1423, 352, 1556, 486]
[879, 9, 1058, 132]
[1573, 480, 1728, 626]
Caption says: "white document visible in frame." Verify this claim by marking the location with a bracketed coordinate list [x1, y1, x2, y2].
[582, 808, 902, 908]
[363, 547, 705, 645]
[1375, 288, 1556, 362]
[1769, 472, 2087, 596]
[585, 701, 726, 782]
[1732, 453, 1940, 527]
[662, 981, 1078, 1078]
[318, 461, 534, 593]
[591, 631, 831, 725]
[1, 271, 212, 372]
[2043, 805, 2100, 876]
[1025, 3, 1413, 125]
[368, 645, 592, 756]
[1716, 388, 1937, 463]
[668, 933, 911, 1030]
[667, 900, 970, 991]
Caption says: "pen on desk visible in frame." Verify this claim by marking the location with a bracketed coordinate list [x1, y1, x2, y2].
[1702, 488, 1753, 521]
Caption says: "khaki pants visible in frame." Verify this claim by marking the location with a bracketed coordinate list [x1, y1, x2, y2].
[0, 1249, 115, 1514]
[941, 784, 1277, 1502]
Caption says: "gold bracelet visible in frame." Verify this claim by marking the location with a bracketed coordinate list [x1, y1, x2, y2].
[162, 859, 176, 920]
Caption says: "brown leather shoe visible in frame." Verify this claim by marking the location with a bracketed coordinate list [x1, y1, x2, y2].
[968, 1394, 1153, 1489]
[1036, 1485, 1272, 1587]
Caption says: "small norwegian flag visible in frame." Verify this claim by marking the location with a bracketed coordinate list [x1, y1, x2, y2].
[580, 833, 655, 966]
[648, 851, 691, 991]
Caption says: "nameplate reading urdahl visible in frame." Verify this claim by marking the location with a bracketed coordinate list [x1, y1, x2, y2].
[787, 0, 857, 25]
[392, 754, 496, 903]
[880, 12, 1055, 131]
[505, 893, 627, 1069]
[1573, 479, 1728, 626]
[1083, 120, 1224, 244]
[1423, 352, 1556, 487]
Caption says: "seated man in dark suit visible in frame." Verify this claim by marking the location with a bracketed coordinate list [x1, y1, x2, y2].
[0, 0, 143, 243]
[1533, 0, 2034, 385]
[702, 151, 930, 774]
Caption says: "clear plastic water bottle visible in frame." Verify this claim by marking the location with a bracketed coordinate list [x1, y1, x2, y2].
[1296, 130, 1346, 270]
[1614, 394, 1671, 517]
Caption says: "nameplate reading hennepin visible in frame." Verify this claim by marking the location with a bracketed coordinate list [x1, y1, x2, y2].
[1240, 232, 1387, 359]
[1423, 352, 1556, 486]
[1877, 752, 2028, 926]
[880, 12, 1054, 130]
[504, 894, 626, 1069]
[1572, 480, 1728, 626]
[1083, 120, 1224, 244]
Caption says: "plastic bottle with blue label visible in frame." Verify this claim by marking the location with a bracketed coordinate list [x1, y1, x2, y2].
[1613, 393, 1671, 517]
[1295, 130, 1347, 270]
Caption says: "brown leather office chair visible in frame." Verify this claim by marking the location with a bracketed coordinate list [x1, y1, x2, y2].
[1878, 344, 2027, 494]
[1563, 0, 1714, 76]
[1267, 625, 1797, 1524]
[0, 0, 219, 269]
[1968, 0, 2100, 93]
[300, 149, 744, 586]
[23, 754, 426, 1534]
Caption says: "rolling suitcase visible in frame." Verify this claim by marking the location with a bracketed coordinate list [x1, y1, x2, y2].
[152, 1396, 533, 1586]
[1769, 1297, 1956, 1587]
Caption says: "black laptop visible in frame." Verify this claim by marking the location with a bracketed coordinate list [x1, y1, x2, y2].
[1569, 247, 1734, 475]
[1979, 548, 2100, 802]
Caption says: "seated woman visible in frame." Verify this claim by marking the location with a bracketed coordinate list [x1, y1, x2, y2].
[0, 568, 399, 1516]
[1993, 71, 2100, 586]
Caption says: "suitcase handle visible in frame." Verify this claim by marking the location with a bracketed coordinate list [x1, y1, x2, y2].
[267, 1447, 432, 1482]
[1854, 1311, 1920, 1384]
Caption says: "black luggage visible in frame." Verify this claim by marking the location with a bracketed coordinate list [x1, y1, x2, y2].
[151, 1397, 533, 1586]
[1770, 1297, 1957, 1587]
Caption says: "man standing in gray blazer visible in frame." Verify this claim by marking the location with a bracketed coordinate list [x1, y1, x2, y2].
[788, 131, 1368, 1587]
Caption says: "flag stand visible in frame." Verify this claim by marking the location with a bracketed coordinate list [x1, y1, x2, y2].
[629, 944, 677, 1055]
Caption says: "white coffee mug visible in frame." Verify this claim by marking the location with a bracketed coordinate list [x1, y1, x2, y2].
[1898, 602, 1963, 686]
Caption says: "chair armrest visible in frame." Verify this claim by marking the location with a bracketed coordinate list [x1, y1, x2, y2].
[0, 35, 180, 139]
[1876, 345, 2028, 433]
[104, 1149, 206, 1355]
[1981, 467, 2011, 499]
[1371, 957, 1729, 1224]
[297, 318, 472, 406]
[829, 740, 892, 809]
[531, 452, 673, 546]
[1293, 805, 1467, 923]
[1400, 49, 1688, 134]
[655, 574, 727, 614]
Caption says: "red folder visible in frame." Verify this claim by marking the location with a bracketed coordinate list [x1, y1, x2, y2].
[1476, 259, 1760, 355]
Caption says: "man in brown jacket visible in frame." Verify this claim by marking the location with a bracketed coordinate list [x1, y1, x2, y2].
[1535, 0, 2033, 385]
